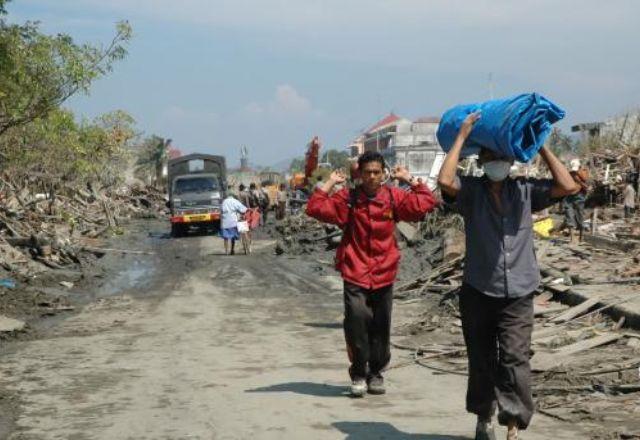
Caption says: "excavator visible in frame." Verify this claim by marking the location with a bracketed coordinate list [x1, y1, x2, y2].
[289, 136, 320, 191]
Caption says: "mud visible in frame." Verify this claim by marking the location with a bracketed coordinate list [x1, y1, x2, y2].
[0, 219, 587, 439]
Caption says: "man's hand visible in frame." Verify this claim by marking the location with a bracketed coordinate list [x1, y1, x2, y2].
[458, 112, 481, 140]
[437, 112, 481, 197]
[392, 165, 413, 184]
[329, 169, 347, 185]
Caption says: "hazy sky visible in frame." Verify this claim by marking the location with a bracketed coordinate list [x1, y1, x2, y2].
[8, 1, 640, 167]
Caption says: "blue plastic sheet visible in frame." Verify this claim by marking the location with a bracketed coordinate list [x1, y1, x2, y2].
[436, 93, 565, 163]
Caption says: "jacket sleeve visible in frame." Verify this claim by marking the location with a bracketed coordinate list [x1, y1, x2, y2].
[393, 183, 438, 222]
[306, 188, 350, 227]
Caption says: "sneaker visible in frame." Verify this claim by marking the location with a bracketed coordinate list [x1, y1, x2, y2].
[350, 378, 367, 398]
[475, 420, 496, 440]
[367, 374, 386, 395]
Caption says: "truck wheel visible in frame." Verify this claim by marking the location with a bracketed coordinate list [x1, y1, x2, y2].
[171, 223, 185, 238]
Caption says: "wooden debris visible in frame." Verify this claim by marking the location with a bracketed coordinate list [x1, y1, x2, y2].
[550, 297, 603, 323]
[0, 315, 26, 333]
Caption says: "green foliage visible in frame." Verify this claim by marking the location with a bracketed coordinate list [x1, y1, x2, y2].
[0, 7, 132, 135]
[0, 4, 136, 191]
[289, 156, 305, 173]
[320, 149, 350, 169]
[0, 108, 136, 187]
[134, 135, 171, 184]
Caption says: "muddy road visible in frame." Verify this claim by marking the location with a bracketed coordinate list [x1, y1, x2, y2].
[0, 226, 586, 439]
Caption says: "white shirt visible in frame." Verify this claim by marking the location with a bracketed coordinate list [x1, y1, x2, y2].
[221, 197, 247, 229]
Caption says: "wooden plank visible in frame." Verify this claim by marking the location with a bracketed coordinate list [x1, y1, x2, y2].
[534, 304, 568, 317]
[553, 333, 623, 356]
[550, 297, 602, 324]
[584, 234, 637, 253]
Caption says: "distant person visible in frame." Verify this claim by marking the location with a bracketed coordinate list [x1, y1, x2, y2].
[260, 183, 271, 224]
[220, 192, 247, 256]
[276, 183, 288, 220]
[624, 178, 636, 219]
[238, 184, 255, 209]
[562, 159, 589, 243]
[249, 183, 266, 226]
[438, 113, 579, 440]
[306, 151, 437, 398]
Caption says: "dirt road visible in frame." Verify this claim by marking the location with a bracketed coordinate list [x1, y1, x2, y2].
[0, 231, 585, 439]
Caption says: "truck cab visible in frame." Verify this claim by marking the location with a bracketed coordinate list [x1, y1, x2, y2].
[168, 154, 227, 237]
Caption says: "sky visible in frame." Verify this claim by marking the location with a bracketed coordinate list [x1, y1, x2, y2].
[7, 0, 640, 168]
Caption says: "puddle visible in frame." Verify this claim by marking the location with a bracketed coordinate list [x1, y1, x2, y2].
[94, 258, 155, 298]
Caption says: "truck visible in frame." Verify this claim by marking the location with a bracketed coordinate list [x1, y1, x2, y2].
[168, 154, 227, 237]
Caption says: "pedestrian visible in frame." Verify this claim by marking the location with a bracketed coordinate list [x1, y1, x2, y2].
[623, 178, 636, 219]
[276, 183, 288, 220]
[438, 113, 579, 440]
[220, 192, 247, 256]
[260, 183, 271, 224]
[306, 151, 437, 397]
[249, 183, 265, 226]
[562, 159, 589, 243]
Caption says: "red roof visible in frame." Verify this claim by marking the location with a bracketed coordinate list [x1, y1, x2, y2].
[167, 147, 182, 159]
[365, 113, 401, 134]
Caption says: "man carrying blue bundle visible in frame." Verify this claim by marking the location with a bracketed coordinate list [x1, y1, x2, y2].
[438, 113, 579, 440]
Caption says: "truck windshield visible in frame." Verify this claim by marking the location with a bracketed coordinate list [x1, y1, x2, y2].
[174, 177, 219, 194]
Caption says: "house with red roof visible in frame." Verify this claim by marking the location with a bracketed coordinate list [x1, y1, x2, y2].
[349, 113, 446, 188]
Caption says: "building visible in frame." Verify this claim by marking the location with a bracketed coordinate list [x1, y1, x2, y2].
[572, 111, 640, 147]
[350, 113, 446, 189]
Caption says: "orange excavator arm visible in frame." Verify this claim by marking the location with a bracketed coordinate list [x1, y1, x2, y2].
[304, 136, 320, 187]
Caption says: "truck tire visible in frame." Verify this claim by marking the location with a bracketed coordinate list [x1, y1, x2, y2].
[171, 223, 185, 238]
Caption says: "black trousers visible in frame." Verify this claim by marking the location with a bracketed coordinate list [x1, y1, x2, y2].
[343, 281, 393, 380]
[459, 284, 534, 429]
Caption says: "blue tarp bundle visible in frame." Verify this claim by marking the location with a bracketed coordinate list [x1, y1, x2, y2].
[436, 93, 565, 163]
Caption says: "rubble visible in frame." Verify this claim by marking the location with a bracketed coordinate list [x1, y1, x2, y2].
[0, 178, 167, 278]
[0, 177, 167, 332]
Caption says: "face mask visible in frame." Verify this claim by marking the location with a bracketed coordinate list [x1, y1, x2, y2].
[483, 160, 511, 182]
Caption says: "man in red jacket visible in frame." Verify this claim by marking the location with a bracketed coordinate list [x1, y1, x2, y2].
[307, 151, 437, 397]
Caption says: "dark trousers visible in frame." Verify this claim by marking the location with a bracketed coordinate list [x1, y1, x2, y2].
[459, 284, 534, 429]
[343, 281, 393, 380]
[625, 206, 635, 219]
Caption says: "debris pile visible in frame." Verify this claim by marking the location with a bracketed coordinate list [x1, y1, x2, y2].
[0, 178, 167, 334]
[0, 178, 166, 277]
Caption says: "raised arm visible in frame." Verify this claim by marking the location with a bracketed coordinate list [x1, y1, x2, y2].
[306, 170, 349, 226]
[538, 147, 580, 198]
[437, 113, 481, 197]
[391, 165, 438, 221]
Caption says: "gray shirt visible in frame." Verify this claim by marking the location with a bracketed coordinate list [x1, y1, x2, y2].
[454, 176, 555, 298]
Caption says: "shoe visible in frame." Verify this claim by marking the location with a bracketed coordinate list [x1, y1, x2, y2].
[350, 378, 367, 398]
[475, 420, 496, 440]
[367, 374, 386, 395]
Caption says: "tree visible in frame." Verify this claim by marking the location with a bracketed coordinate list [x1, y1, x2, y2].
[289, 156, 305, 173]
[0, 108, 136, 188]
[320, 149, 350, 169]
[134, 135, 171, 186]
[0, 3, 132, 135]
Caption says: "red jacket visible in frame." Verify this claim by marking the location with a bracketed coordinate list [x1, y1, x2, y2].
[306, 184, 437, 290]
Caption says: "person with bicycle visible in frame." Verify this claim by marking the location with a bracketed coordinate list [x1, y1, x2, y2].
[306, 151, 437, 397]
[220, 192, 247, 256]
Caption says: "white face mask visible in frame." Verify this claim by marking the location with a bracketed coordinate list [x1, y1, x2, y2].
[483, 160, 511, 182]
